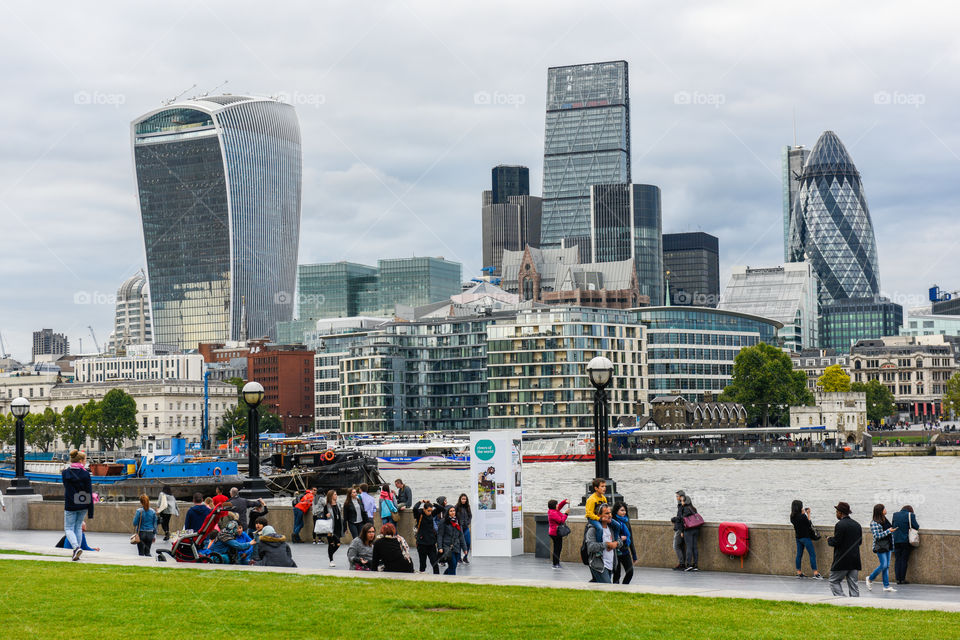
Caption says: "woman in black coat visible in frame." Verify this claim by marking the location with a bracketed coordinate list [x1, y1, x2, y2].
[371, 522, 414, 573]
[342, 487, 365, 538]
[317, 490, 344, 567]
[437, 505, 467, 576]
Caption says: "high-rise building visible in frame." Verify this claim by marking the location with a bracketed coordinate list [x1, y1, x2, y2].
[296, 262, 379, 320]
[490, 165, 530, 204]
[787, 131, 880, 306]
[377, 257, 462, 314]
[541, 61, 630, 260]
[107, 271, 153, 355]
[590, 183, 663, 305]
[662, 232, 720, 307]
[819, 297, 904, 354]
[132, 96, 302, 350]
[718, 263, 819, 352]
[782, 145, 810, 261]
[481, 182, 541, 276]
[32, 329, 69, 361]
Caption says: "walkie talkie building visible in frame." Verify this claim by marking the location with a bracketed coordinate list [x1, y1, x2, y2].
[132, 96, 302, 350]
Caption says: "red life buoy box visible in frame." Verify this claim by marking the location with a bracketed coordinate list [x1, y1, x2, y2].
[719, 522, 749, 557]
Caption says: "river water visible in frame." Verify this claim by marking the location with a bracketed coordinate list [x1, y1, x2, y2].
[392, 457, 960, 529]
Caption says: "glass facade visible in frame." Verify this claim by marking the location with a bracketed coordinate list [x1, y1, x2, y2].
[662, 232, 719, 307]
[377, 257, 462, 315]
[819, 297, 904, 354]
[296, 262, 379, 319]
[901, 314, 960, 338]
[542, 61, 630, 258]
[133, 97, 301, 350]
[787, 131, 880, 305]
[782, 145, 810, 262]
[490, 165, 529, 205]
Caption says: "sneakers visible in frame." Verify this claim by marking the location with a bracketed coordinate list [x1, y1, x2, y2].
[672, 564, 686, 571]
[796, 572, 806, 578]
[461, 557, 469, 564]
[813, 573, 824, 580]
[71, 548, 82, 562]
[883, 586, 897, 592]
[865, 576, 873, 591]
[552, 564, 561, 569]
[329, 561, 336, 567]
[691, 565, 700, 571]
[684, 565, 696, 572]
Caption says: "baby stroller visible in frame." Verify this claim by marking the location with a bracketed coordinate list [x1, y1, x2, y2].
[156, 504, 231, 563]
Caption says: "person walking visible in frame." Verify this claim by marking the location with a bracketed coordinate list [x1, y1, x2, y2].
[584, 504, 623, 584]
[132, 494, 159, 557]
[184, 492, 211, 533]
[827, 501, 862, 597]
[612, 502, 637, 584]
[317, 490, 344, 567]
[866, 503, 897, 592]
[790, 500, 823, 579]
[156, 485, 179, 541]
[343, 487, 365, 538]
[61, 450, 94, 562]
[394, 479, 412, 510]
[371, 523, 414, 573]
[670, 490, 687, 570]
[679, 493, 702, 571]
[455, 493, 473, 563]
[347, 522, 376, 570]
[891, 505, 919, 585]
[292, 488, 315, 543]
[413, 500, 440, 574]
[547, 498, 569, 569]
[437, 505, 467, 576]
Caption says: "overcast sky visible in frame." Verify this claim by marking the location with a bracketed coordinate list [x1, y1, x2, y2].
[1, 1, 958, 361]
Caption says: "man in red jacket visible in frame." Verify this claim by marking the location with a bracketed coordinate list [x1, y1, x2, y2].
[292, 489, 315, 543]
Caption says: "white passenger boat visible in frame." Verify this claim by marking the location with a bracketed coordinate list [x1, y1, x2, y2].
[355, 441, 470, 470]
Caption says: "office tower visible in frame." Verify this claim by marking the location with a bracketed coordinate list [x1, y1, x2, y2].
[107, 270, 153, 355]
[482, 195, 542, 276]
[590, 183, 663, 305]
[490, 165, 530, 204]
[820, 297, 904, 354]
[782, 145, 810, 261]
[32, 329, 69, 361]
[377, 257, 462, 313]
[787, 130, 880, 306]
[296, 262, 379, 319]
[718, 263, 819, 352]
[132, 96, 302, 350]
[541, 61, 630, 261]
[662, 232, 720, 307]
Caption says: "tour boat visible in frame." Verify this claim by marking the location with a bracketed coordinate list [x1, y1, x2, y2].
[521, 433, 596, 463]
[354, 441, 470, 470]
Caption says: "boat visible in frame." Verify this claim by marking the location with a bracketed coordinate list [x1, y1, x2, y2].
[354, 441, 470, 470]
[264, 447, 383, 495]
[521, 433, 597, 462]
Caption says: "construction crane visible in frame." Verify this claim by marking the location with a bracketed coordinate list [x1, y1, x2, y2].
[88, 326, 102, 354]
[0, 331, 8, 358]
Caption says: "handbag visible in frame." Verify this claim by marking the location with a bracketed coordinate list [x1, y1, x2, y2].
[810, 525, 821, 541]
[682, 512, 705, 529]
[556, 523, 571, 538]
[314, 516, 334, 535]
[908, 515, 920, 547]
[130, 510, 142, 544]
[391, 511, 402, 523]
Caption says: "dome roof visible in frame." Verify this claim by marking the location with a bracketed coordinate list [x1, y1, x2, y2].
[118, 270, 147, 299]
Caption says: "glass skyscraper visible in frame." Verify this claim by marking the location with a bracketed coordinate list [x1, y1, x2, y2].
[782, 145, 810, 262]
[787, 131, 880, 306]
[590, 183, 663, 305]
[542, 61, 630, 261]
[820, 297, 903, 354]
[132, 96, 302, 350]
[662, 232, 720, 307]
[490, 165, 530, 205]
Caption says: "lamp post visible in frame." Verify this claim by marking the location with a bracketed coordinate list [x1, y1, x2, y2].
[8, 397, 34, 495]
[239, 381, 271, 498]
[580, 357, 622, 506]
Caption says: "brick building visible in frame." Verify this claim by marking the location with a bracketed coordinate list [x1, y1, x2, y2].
[247, 344, 315, 434]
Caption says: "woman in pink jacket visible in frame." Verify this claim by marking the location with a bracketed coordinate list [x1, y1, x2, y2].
[547, 499, 570, 569]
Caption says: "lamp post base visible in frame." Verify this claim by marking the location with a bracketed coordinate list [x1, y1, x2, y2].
[578, 479, 623, 511]
[6, 477, 35, 495]
[239, 477, 272, 499]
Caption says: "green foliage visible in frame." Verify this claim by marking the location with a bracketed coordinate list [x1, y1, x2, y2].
[0, 412, 12, 445]
[24, 408, 59, 452]
[816, 364, 851, 392]
[58, 405, 88, 450]
[941, 372, 960, 419]
[216, 403, 281, 441]
[90, 388, 138, 450]
[851, 380, 897, 425]
[719, 342, 814, 426]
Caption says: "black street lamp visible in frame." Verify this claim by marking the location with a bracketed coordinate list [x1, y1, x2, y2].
[580, 357, 622, 505]
[239, 381, 271, 498]
[8, 397, 34, 495]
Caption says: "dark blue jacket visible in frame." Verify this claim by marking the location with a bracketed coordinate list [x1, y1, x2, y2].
[891, 510, 919, 545]
[184, 504, 212, 532]
[61, 467, 94, 517]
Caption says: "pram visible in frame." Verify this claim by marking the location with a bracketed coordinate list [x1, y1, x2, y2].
[156, 504, 231, 563]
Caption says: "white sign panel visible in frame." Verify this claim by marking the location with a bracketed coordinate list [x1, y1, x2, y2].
[470, 430, 523, 557]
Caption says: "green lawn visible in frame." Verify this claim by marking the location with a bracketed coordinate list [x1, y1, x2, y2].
[0, 549, 53, 556]
[1, 560, 958, 639]
[876, 435, 928, 444]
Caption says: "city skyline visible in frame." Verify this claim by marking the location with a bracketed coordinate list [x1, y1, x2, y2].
[1, 2, 959, 360]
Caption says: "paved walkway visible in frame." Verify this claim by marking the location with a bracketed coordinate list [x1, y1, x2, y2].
[1, 531, 957, 612]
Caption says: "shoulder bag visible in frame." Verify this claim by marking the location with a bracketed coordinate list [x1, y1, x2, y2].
[130, 510, 142, 544]
[908, 514, 920, 548]
[314, 505, 334, 535]
[682, 512, 705, 529]
[556, 523, 571, 537]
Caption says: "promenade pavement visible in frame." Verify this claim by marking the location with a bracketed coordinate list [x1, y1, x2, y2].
[1, 530, 957, 612]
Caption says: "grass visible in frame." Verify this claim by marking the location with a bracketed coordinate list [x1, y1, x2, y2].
[0, 560, 958, 639]
[0, 549, 53, 557]
[876, 435, 928, 444]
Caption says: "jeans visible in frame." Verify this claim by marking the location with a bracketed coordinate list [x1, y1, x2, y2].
[894, 542, 912, 582]
[64, 510, 86, 550]
[347, 520, 362, 539]
[829, 569, 860, 596]
[327, 535, 341, 561]
[137, 530, 156, 557]
[673, 530, 685, 564]
[418, 543, 439, 574]
[550, 534, 563, 566]
[462, 525, 471, 555]
[869, 550, 892, 588]
[443, 550, 459, 575]
[293, 510, 304, 538]
[590, 567, 612, 583]
[684, 528, 700, 566]
[613, 553, 634, 584]
[795, 537, 818, 571]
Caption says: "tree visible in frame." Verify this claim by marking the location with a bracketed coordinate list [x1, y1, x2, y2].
[817, 364, 851, 392]
[719, 342, 814, 426]
[851, 380, 897, 426]
[216, 404, 282, 441]
[25, 408, 58, 452]
[0, 412, 13, 446]
[58, 405, 88, 450]
[91, 389, 138, 451]
[942, 372, 960, 419]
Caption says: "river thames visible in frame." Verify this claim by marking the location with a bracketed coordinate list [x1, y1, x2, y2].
[394, 457, 959, 529]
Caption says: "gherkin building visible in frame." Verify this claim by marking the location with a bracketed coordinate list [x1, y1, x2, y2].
[788, 130, 880, 305]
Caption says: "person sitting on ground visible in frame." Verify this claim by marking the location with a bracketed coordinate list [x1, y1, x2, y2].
[585, 478, 607, 522]
[205, 515, 256, 564]
[247, 499, 270, 534]
[184, 492, 211, 533]
[255, 523, 297, 568]
[56, 521, 100, 552]
[371, 523, 414, 573]
[347, 522, 376, 571]
[235, 524, 256, 564]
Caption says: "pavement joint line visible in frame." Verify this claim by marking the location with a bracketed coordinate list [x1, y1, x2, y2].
[0, 543, 958, 613]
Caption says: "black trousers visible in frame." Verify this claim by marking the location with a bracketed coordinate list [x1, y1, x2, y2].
[327, 535, 341, 561]
[159, 513, 172, 536]
[894, 542, 913, 582]
[613, 553, 634, 584]
[347, 521, 362, 539]
[550, 534, 563, 565]
[137, 531, 156, 557]
[418, 543, 440, 573]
